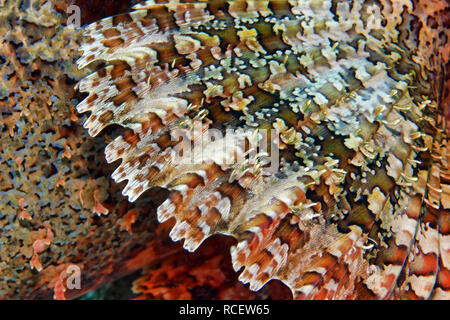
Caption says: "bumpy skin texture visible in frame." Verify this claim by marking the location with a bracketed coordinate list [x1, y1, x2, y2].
[77, 0, 449, 299]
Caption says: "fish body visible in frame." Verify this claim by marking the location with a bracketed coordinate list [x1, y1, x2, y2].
[77, 0, 449, 299]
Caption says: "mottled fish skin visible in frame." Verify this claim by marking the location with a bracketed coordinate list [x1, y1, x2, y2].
[76, 0, 449, 299]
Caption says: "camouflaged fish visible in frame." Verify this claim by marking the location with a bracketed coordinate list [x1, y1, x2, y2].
[75, 0, 449, 299]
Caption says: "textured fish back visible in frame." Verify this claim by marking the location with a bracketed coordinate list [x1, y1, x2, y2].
[76, 0, 449, 299]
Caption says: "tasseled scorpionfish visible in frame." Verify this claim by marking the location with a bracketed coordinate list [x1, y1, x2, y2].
[76, 0, 449, 299]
